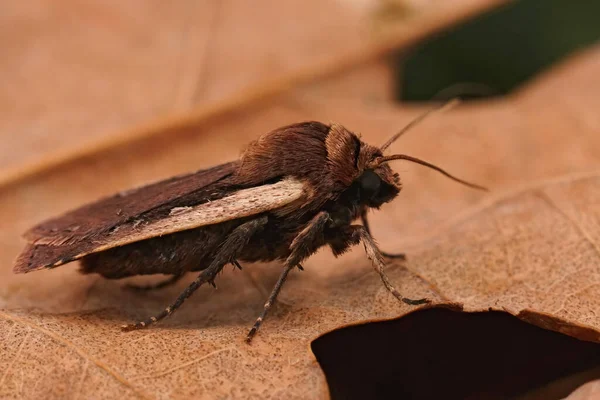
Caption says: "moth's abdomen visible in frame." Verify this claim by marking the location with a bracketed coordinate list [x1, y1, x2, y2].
[80, 222, 235, 279]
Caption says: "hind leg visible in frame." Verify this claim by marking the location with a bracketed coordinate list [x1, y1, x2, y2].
[122, 216, 268, 331]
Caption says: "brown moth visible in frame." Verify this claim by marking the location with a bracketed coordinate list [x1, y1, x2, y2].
[14, 104, 486, 342]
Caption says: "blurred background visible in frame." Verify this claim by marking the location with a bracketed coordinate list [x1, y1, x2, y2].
[3, 0, 600, 184]
[399, 0, 600, 101]
[2, 1, 600, 399]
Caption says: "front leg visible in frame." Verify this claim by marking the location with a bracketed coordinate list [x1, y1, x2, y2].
[360, 208, 406, 260]
[246, 212, 429, 343]
[350, 224, 429, 305]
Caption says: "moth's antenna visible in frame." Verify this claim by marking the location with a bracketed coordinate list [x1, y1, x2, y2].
[380, 98, 460, 152]
[372, 154, 488, 191]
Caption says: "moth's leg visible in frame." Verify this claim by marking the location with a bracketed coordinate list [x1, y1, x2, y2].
[246, 211, 330, 343]
[360, 208, 406, 260]
[245, 262, 297, 343]
[351, 224, 429, 306]
[237, 258, 299, 308]
[122, 216, 268, 332]
[125, 274, 184, 292]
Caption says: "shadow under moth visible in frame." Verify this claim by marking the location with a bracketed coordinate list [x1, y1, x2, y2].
[14, 102, 486, 342]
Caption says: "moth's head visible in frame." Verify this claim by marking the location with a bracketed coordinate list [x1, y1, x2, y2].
[325, 120, 487, 208]
[326, 124, 400, 208]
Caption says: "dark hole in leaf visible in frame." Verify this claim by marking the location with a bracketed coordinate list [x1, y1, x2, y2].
[311, 308, 600, 400]
[395, 0, 600, 101]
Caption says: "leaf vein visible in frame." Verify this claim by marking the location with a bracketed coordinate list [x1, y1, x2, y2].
[0, 311, 151, 400]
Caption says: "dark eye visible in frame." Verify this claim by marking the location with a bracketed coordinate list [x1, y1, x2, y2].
[360, 170, 381, 198]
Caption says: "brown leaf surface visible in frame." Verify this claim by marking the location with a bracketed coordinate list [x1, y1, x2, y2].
[2, 37, 600, 400]
[0, 0, 507, 187]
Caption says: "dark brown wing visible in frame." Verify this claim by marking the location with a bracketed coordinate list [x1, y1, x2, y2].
[15, 177, 305, 274]
[15, 161, 244, 273]
[24, 161, 239, 243]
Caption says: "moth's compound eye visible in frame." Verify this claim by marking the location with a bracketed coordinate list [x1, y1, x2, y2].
[360, 169, 381, 198]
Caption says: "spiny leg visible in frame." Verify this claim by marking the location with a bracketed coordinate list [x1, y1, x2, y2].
[353, 225, 429, 305]
[125, 274, 184, 292]
[246, 211, 330, 343]
[238, 257, 303, 307]
[122, 216, 267, 331]
[121, 269, 218, 331]
[360, 209, 405, 260]
[245, 263, 300, 343]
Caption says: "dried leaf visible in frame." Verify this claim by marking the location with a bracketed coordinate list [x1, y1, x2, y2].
[2, 173, 599, 398]
[2, 28, 600, 400]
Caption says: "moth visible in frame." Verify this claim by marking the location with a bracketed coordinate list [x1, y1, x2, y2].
[14, 104, 486, 342]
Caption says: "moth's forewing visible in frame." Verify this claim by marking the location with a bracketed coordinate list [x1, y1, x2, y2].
[14, 161, 305, 273]
[24, 161, 240, 244]
[80, 178, 304, 254]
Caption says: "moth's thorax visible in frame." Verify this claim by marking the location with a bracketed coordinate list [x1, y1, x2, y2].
[234, 122, 401, 211]
[235, 121, 330, 186]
